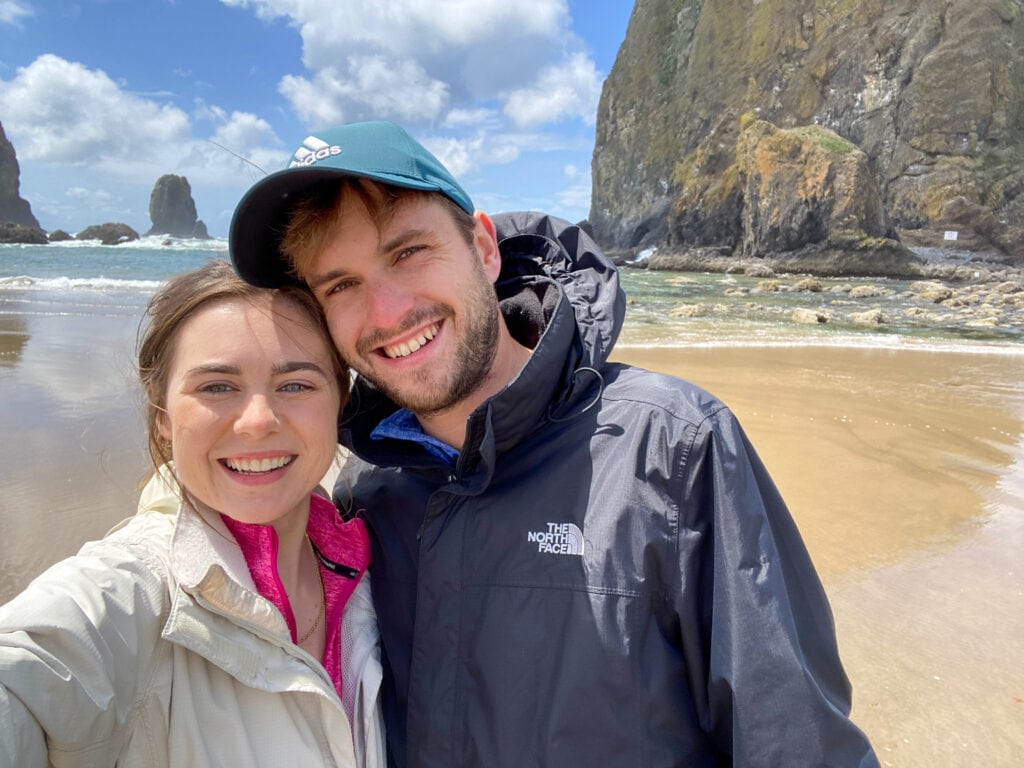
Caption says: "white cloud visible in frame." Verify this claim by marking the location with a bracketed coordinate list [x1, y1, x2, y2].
[442, 108, 501, 130]
[179, 109, 286, 185]
[1, 54, 290, 233]
[0, 55, 190, 166]
[0, 0, 32, 25]
[421, 133, 487, 178]
[556, 171, 592, 215]
[65, 186, 117, 204]
[279, 55, 450, 126]
[502, 52, 603, 127]
[225, 0, 566, 59]
[222, 0, 588, 129]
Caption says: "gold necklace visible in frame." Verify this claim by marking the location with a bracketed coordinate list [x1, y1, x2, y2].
[297, 535, 325, 645]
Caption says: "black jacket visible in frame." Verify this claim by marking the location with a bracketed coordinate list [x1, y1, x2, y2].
[336, 212, 878, 767]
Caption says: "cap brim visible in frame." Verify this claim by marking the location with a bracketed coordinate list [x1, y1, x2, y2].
[230, 166, 456, 289]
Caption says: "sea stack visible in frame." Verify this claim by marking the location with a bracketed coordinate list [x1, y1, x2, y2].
[146, 174, 210, 239]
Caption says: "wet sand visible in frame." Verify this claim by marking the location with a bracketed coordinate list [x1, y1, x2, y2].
[2, 305, 1022, 765]
[615, 346, 1024, 767]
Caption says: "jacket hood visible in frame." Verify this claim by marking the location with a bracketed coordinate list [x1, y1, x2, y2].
[340, 211, 625, 467]
[490, 211, 623, 372]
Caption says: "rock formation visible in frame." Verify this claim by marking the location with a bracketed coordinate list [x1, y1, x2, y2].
[0, 223, 47, 244]
[0, 121, 42, 233]
[76, 223, 140, 245]
[591, 0, 1024, 271]
[146, 174, 209, 238]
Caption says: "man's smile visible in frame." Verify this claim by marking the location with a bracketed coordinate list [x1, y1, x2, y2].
[380, 321, 441, 359]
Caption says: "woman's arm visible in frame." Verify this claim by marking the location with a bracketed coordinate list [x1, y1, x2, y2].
[0, 527, 171, 767]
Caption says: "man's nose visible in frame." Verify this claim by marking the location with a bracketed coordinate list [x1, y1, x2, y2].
[364, 278, 417, 329]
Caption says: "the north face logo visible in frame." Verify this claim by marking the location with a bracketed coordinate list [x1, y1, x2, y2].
[527, 523, 585, 556]
[289, 136, 342, 167]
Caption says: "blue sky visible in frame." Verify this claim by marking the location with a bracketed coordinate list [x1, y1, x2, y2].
[0, 1, 633, 237]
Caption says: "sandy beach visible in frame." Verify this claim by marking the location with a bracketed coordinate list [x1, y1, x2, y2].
[614, 346, 1024, 766]
[2, 303, 1022, 766]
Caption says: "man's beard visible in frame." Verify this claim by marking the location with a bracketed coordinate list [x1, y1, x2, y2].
[353, 260, 500, 417]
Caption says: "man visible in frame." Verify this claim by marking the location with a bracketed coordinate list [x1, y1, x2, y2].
[230, 121, 878, 767]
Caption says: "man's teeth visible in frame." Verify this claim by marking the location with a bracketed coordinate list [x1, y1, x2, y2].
[225, 456, 293, 473]
[383, 323, 439, 359]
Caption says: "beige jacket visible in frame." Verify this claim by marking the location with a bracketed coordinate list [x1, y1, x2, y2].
[0, 472, 385, 768]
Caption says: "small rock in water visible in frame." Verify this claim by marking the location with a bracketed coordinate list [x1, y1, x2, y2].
[849, 308, 886, 324]
[792, 308, 830, 324]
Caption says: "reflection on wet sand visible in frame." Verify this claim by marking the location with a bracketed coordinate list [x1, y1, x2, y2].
[0, 315, 29, 367]
[614, 345, 1024, 767]
[0, 310, 148, 602]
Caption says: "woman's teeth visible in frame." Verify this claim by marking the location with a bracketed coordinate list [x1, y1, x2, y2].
[225, 456, 294, 473]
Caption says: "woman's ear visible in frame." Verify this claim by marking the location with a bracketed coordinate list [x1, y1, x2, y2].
[155, 404, 171, 444]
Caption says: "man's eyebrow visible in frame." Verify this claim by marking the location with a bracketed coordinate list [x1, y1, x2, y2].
[308, 268, 347, 291]
[380, 227, 430, 254]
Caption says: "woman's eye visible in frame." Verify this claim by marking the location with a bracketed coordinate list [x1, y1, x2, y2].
[326, 279, 355, 296]
[198, 382, 233, 394]
[280, 382, 313, 393]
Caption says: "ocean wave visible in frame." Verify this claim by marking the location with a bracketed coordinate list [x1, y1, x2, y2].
[0, 275, 163, 292]
[1, 236, 227, 251]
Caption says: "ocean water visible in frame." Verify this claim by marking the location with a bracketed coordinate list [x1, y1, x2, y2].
[1, 239, 1022, 353]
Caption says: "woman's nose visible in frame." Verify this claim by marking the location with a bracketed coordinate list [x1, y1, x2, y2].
[234, 393, 280, 436]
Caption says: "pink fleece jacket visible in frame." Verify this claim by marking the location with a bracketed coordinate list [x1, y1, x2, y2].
[222, 494, 369, 698]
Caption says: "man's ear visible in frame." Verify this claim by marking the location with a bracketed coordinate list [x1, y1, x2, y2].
[473, 211, 502, 282]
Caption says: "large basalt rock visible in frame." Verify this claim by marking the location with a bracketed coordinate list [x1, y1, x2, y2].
[147, 174, 205, 238]
[592, 0, 1024, 269]
[0, 222, 47, 244]
[0, 122, 40, 229]
[735, 121, 920, 275]
[76, 223, 140, 245]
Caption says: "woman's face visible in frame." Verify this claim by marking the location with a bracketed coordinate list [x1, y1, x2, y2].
[157, 294, 341, 529]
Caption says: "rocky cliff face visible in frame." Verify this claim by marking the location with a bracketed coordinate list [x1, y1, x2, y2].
[0, 122, 40, 229]
[591, 0, 1024, 268]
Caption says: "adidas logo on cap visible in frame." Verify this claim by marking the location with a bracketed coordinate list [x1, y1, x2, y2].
[289, 136, 342, 168]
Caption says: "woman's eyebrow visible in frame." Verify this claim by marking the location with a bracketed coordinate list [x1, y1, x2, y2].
[272, 361, 330, 376]
[184, 363, 240, 376]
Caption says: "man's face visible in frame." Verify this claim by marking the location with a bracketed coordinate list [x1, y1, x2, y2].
[306, 195, 502, 418]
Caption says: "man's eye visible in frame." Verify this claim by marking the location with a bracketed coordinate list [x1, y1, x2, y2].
[396, 245, 424, 261]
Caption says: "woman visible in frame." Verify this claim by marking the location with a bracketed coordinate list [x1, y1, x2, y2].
[0, 260, 384, 767]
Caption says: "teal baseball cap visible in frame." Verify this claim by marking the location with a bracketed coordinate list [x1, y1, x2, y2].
[230, 121, 475, 288]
